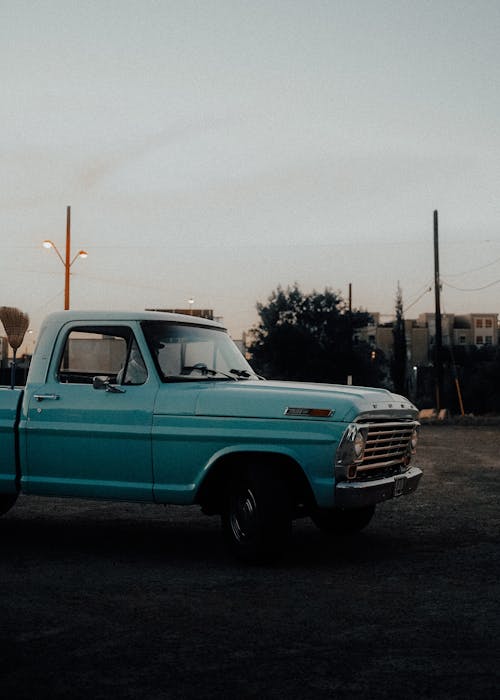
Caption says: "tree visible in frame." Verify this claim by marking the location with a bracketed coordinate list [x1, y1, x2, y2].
[451, 345, 500, 414]
[249, 284, 380, 385]
[391, 283, 407, 395]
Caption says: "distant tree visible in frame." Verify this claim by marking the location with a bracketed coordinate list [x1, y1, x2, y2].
[451, 345, 500, 414]
[249, 284, 381, 385]
[391, 283, 407, 395]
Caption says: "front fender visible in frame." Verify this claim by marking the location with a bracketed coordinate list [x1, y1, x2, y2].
[152, 414, 341, 506]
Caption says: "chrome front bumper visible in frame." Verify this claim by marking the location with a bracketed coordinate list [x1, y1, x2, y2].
[334, 466, 423, 509]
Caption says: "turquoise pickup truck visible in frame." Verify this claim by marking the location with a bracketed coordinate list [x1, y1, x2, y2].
[0, 311, 422, 561]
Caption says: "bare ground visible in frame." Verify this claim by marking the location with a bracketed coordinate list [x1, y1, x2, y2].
[1, 426, 499, 699]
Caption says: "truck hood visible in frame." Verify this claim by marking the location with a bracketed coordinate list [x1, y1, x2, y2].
[155, 379, 417, 423]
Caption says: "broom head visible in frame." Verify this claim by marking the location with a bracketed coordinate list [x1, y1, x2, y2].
[0, 306, 30, 351]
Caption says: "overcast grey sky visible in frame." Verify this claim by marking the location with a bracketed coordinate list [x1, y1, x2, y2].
[1, 0, 499, 343]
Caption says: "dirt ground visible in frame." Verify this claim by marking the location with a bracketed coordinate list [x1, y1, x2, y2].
[1, 426, 499, 699]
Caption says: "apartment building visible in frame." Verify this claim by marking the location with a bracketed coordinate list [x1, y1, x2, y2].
[356, 316, 430, 365]
[418, 313, 499, 350]
[454, 314, 498, 347]
[357, 312, 499, 366]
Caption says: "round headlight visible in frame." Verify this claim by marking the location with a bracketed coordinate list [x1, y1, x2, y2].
[353, 430, 366, 459]
[411, 427, 419, 452]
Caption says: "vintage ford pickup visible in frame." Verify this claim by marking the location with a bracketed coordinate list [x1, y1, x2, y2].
[0, 311, 422, 561]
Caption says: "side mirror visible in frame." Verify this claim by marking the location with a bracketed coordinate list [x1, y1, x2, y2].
[92, 376, 125, 393]
[93, 375, 108, 390]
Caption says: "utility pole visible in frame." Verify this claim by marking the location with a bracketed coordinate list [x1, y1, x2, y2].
[65, 205, 71, 310]
[433, 210, 443, 410]
[43, 206, 88, 311]
[347, 283, 353, 385]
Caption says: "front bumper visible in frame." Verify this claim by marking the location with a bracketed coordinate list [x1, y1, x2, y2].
[334, 466, 423, 509]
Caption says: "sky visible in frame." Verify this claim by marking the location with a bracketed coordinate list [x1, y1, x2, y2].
[1, 0, 500, 350]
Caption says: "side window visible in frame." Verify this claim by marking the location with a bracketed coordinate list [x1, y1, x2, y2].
[58, 326, 146, 385]
[117, 337, 148, 386]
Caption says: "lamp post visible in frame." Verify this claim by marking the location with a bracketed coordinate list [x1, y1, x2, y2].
[43, 206, 87, 310]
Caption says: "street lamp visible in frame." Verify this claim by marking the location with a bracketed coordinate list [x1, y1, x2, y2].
[42, 206, 87, 310]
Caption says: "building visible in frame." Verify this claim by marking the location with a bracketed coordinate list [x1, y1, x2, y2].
[454, 313, 498, 347]
[417, 313, 499, 354]
[356, 317, 430, 365]
[357, 311, 499, 367]
[145, 308, 215, 320]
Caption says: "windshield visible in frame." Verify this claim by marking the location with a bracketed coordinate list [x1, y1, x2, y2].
[141, 321, 258, 382]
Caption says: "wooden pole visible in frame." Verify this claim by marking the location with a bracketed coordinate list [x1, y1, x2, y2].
[434, 210, 443, 410]
[347, 282, 353, 385]
[64, 205, 71, 310]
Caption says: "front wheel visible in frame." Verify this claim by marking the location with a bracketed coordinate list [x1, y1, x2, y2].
[312, 504, 375, 535]
[221, 465, 292, 563]
[0, 493, 18, 516]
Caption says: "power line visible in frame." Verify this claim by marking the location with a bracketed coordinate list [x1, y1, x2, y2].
[405, 277, 433, 300]
[403, 286, 432, 314]
[442, 254, 500, 279]
[442, 278, 500, 292]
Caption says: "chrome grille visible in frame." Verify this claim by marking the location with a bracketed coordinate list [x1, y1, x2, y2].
[356, 420, 418, 475]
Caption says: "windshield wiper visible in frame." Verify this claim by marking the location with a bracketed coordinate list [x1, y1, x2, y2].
[181, 363, 237, 380]
[229, 369, 261, 379]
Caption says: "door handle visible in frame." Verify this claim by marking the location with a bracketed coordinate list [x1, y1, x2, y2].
[34, 394, 60, 401]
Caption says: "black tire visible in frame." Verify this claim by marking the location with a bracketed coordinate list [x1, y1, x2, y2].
[312, 504, 375, 535]
[221, 464, 292, 563]
[0, 493, 18, 516]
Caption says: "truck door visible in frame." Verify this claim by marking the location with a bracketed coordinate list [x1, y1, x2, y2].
[24, 323, 157, 501]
